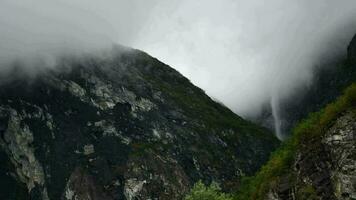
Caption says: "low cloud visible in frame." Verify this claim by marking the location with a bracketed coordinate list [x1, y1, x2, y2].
[133, 0, 356, 118]
[1, 0, 356, 125]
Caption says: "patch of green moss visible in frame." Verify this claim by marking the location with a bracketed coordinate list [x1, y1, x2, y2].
[295, 83, 356, 141]
[129, 141, 171, 158]
[296, 184, 318, 200]
[143, 66, 273, 141]
[185, 180, 233, 200]
[233, 139, 297, 200]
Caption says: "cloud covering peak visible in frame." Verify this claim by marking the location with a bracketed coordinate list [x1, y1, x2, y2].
[133, 0, 356, 116]
[1, 0, 356, 120]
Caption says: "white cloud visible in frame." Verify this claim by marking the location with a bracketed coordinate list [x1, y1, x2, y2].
[133, 0, 356, 116]
[1, 0, 356, 118]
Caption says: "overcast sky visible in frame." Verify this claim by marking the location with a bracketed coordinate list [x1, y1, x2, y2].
[1, 0, 356, 117]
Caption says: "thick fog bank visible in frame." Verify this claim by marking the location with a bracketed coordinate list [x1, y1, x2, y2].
[2, 1, 356, 139]
[133, 1, 356, 117]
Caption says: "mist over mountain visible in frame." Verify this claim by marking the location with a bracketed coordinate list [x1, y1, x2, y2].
[0, 45, 279, 200]
[132, 1, 356, 118]
[2, 1, 356, 128]
[1, 1, 356, 199]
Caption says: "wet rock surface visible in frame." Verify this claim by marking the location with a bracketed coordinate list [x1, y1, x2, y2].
[0, 47, 279, 199]
[267, 112, 356, 200]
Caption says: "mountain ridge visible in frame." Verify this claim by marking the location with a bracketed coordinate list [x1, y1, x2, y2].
[0, 46, 279, 200]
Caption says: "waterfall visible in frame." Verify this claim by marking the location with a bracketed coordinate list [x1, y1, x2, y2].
[271, 94, 283, 140]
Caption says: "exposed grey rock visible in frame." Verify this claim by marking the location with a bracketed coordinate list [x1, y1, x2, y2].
[0, 108, 49, 199]
[323, 112, 356, 200]
[0, 46, 278, 199]
[266, 112, 356, 200]
[124, 178, 147, 200]
[83, 144, 95, 155]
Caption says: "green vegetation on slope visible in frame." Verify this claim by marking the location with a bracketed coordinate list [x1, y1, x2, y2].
[185, 181, 233, 200]
[234, 83, 356, 200]
[185, 83, 356, 200]
[137, 51, 271, 138]
[131, 51, 280, 175]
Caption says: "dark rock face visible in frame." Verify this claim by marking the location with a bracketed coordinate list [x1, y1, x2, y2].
[0, 47, 279, 200]
[267, 112, 356, 200]
[348, 34, 356, 63]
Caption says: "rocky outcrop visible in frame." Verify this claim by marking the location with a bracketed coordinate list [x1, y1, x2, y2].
[267, 111, 356, 200]
[323, 112, 356, 199]
[0, 46, 279, 199]
[0, 108, 49, 199]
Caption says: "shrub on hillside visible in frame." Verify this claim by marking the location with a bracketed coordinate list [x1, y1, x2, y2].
[185, 181, 233, 200]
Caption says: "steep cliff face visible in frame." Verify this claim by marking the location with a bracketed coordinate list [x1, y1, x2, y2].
[268, 111, 356, 200]
[236, 84, 356, 200]
[0, 46, 279, 200]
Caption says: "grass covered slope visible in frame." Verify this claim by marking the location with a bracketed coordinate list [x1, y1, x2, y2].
[122, 50, 281, 174]
[234, 83, 356, 200]
[183, 35, 356, 200]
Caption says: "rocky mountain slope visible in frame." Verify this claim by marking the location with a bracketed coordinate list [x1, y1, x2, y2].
[0, 46, 279, 200]
[252, 35, 356, 138]
[182, 36, 356, 199]
[231, 34, 356, 200]
[236, 84, 356, 200]
[235, 80, 356, 200]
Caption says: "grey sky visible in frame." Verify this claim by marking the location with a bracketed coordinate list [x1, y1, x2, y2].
[1, 0, 356, 117]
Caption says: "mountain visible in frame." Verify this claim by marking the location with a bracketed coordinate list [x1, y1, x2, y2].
[0, 46, 279, 200]
[232, 34, 356, 200]
[235, 83, 356, 200]
[252, 35, 356, 138]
